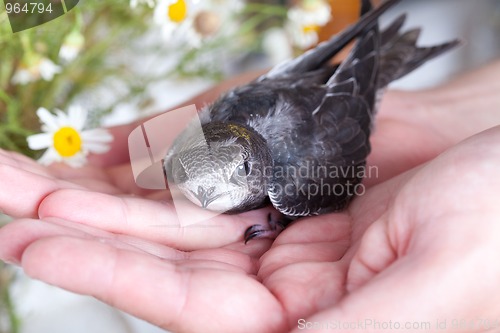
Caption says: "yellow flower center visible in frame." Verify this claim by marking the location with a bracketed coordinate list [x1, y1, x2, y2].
[53, 127, 82, 157]
[302, 24, 321, 34]
[168, 0, 188, 23]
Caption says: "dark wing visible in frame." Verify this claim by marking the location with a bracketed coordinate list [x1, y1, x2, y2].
[267, 91, 372, 216]
[204, 0, 459, 217]
[266, 10, 382, 216]
[266, 11, 460, 216]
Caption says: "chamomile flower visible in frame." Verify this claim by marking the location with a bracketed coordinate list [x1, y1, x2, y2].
[154, 0, 192, 41]
[11, 54, 62, 85]
[59, 29, 85, 63]
[154, 0, 243, 46]
[286, 0, 332, 49]
[27, 106, 113, 167]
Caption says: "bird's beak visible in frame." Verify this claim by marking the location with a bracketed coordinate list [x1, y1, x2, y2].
[192, 186, 218, 209]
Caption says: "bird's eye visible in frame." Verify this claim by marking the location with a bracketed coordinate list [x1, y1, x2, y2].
[239, 161, 251, 176]
[231, 161, 251, 184]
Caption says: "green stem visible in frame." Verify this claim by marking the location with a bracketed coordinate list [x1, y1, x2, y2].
[0, 89, 11, 104]
[3, 286, 20, 333]
[0, 263, 20, 333]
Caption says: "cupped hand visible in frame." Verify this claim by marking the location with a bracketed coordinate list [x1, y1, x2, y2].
[295, 125, 500, 332]
[1, 62, 500, 333]
[0, 70, 458, 251]
[1, 125, 499, 333]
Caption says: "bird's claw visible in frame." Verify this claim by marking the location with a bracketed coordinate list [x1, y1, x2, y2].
[244, 213, 288, 244]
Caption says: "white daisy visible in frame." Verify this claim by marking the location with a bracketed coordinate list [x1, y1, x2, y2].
[27, 106, 113, 167]
[11, 55, 62, 85]
[154, 0, 243, 46]
[59, 29, 85, 63]
[154, 0, 192, 42]
[286, 0, 332, 49]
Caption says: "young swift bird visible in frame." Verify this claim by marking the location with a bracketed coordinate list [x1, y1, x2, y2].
[164, 0, 460, 241]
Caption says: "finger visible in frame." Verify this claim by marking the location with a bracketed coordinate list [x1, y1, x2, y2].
[38, 189, 269, 251]
[48, 162, 112, 183]
[344, 216, 398, 291]
[0, 161, 125, 217]
[51, 162, 162, 197]
[0, 148, 52, 178]
[0, 218, 184, 264]
[308, 127, 500, 333]
[258, 214, 351, 279]
[257, 215, 352, 327]
[223, 237, 274, 260]
[0, 163, 82, 217]
[47, 163, 136, 195]
[265, 261, 348, 329]
[274, 213, 351, 245]
[105, 163, 165, 197]
[21, 236, 288, 333]
[0, 219, 81, 264]
[291, 226, 500, 333]
[0, 218, 260, 276]
[299, 225, 499, 333]
[259, 242, 349, 281]
[0, 149, 121, 196]
[366, 117, 448, 186]
[0, 149, 117, 192]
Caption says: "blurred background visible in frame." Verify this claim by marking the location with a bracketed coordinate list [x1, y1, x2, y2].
[1, 0, 500, 332]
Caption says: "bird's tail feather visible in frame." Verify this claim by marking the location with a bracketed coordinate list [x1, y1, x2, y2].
[329, 12, 460, 107]
[261, 0, 401, 81]
[377, 15, 461, 88]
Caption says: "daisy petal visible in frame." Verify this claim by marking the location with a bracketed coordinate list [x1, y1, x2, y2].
[65, 153, 87, 168]
[81, 129, 114, 143]
[37, 148, 61, 166]
[36, 107, 59, 132]
[82, 141, 111, 154]
[54, 109, 70, 127]
[81, 128, 113, 154]
[68, 105, 88, 131]
[30, 105, 111, 167]
[27, 133, 53, 150]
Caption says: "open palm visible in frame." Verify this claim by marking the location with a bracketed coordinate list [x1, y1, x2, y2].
[2, 64, 500, 333]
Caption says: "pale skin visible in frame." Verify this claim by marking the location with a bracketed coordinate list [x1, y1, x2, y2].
[1, 61, 500, 333]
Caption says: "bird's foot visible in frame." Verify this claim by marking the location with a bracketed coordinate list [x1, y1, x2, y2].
[244, 213, 291, 244]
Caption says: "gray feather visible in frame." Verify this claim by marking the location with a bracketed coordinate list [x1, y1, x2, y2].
[164, 0, 460, 218]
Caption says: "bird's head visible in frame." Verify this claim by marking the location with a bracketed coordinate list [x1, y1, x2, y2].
[165, 122, 272, 213]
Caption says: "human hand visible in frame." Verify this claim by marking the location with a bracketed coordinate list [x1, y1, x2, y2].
[288, 124, 500, 332]
[1, 125, 499, 333]
[1, 62, 500, 332]
[0, 64, 475, 250]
